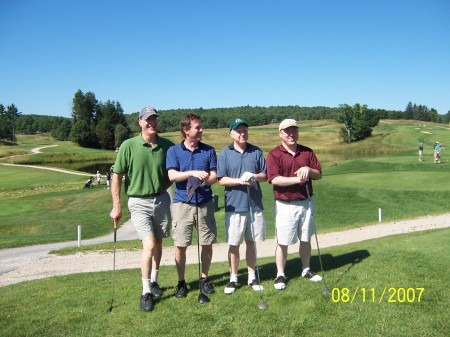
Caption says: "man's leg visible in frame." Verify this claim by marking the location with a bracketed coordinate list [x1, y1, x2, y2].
[275, 244, 288, 275]
[199, 244, 215, 294]
[229, 244, 240, 276]
[151, 237, 162, 278]
[141, 236, 156, 289]
[299, 240, 311, 269]
[274, 244, 288, 290]
[224, 245, 240, 294]
[201, 244, 213, 278]
[149, 237, 163, 298]
[174, 246, 189, 298]
[175, 246, 187, 281]
[246, 240, 256, 273]
[300, 240, 323, 281]
[139, 236, 156, 311]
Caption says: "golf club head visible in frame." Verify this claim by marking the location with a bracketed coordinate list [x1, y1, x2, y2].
[107, 305, 113, 312]
[322, 287, 332, 298]
[258, 300, 268, 310]
[198, 292, 210, 304]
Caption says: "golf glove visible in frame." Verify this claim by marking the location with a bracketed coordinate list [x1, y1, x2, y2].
[240, 172, 257, 182]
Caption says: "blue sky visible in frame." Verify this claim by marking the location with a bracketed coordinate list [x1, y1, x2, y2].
[1, 0, 449, 117]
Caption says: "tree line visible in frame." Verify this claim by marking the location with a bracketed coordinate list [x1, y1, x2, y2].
[2, 90, 449, 148]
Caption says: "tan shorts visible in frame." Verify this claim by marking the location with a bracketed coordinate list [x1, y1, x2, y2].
[275, 198, 315, 245]
[225, 211, 266, 246]
[172, 201, 217, 247]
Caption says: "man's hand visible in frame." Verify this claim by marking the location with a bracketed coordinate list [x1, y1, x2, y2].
[240, 172, 257, 183]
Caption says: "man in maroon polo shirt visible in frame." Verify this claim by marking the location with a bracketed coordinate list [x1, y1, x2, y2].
[266, 119, 323, 290]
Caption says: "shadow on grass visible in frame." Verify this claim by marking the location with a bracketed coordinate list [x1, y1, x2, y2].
[157, 249, 371, 298]
[258, 249, 370, 281]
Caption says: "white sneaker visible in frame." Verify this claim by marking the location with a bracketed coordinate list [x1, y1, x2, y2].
[224, 281, 238, 294]
[274, 276, 286, 290]
[302, 269, 323, 282]
[248, 279, 263, 291]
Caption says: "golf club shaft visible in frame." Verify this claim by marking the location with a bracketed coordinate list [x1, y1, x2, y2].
[305, 184, 327, 285]
[108, 225, 117, 311]
[195, 191, 202, 286]
[246, 186, 266, 303]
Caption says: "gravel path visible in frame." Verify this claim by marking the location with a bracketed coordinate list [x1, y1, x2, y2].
[1, 213, 449, 287]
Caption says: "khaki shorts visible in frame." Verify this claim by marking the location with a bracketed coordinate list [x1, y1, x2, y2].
[225, 211, 266, 246]
[172, 201, 217, 247]
[128, 191, 172, 240]
[275, 198, 315, 245]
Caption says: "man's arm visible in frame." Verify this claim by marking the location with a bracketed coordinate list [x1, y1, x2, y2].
[109, 173, 123, 229]
[168, 169, 211, 183]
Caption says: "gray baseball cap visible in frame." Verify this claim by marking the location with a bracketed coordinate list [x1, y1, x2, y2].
[139, 106, 158, 120]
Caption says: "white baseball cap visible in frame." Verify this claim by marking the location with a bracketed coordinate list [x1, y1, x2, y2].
[279, 119, 298, 131]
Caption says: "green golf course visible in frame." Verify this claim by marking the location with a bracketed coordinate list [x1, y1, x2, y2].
[0, 119, 449, 336]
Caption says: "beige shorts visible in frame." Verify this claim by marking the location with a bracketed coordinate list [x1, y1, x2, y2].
[172, 201, 217, 247]
[275, 198, 315, 245]
[128, 192, 172, 240]
[225, 211, 266, 246]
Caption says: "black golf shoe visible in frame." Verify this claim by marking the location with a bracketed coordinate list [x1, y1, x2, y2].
[140, 292, 154, 311]
[150, 282, 163, 299]
[274, 275, 286, 290]
[199, 277, 215, 295]
[248, 279, 264, 291]
[175, 280, 188, 298]
[302, 269, 323, 282]
[224, 281, 239, 295]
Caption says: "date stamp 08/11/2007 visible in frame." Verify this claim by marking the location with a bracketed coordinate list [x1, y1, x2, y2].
[330, 287, 425, 303]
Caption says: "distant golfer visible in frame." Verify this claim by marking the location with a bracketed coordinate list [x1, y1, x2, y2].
[166, 113, 218, 299]
[96, 171, 101, 184]
[434, 142, 444, 164]
[110, 106, 174, 312]
[266, 119, 323, 290]
[418, 142, 424, 161]
[217, 118, 267, 294]
[106, 170, 111, 189]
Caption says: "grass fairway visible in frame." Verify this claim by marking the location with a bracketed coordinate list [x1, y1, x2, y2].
[1, 119, 450, 249]
[0, 228, 448, 337]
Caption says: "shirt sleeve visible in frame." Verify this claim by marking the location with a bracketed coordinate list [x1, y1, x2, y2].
[209, 146, 217, 171]
[217, 149, 227, 178]
[266, 150, 280, 183]
[166, 145, 179, 171]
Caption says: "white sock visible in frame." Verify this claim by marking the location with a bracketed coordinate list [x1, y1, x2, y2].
[277, 272, 285, 278]
[142, 278, 151, 295]
[230, 274, 238, 283]
[302, 267, 310, 276]
[248, 271, 256, 284]
[150, 270, 159, 283]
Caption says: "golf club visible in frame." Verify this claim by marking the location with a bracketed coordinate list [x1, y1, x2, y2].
[107, 224, 117, 312]
[195, 191, 210, 304]
[246, 186, 268, 310]
[305, 183, 331, 297]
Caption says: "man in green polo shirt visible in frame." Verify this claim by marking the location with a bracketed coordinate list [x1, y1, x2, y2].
[110, 106, 174, 312]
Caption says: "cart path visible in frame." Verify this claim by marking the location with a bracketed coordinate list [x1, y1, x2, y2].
[1, 213, 449, 287]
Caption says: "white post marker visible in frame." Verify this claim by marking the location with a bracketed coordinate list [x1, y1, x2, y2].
[77, 225, 81, 247]
[379, 208, 382, 223]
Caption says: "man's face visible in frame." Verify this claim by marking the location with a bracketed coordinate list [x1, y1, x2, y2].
[230, 124, 248, 145]
[279, 126, 298, 146]
[185, 118, 203, 142]
[139, 115, 158, 135]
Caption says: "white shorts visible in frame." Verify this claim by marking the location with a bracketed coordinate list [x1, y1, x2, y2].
[275, 198, 315, 245]
[225, 211, 266, 246]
